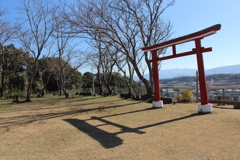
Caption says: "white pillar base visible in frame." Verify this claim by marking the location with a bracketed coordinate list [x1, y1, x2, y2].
[198, 103, 212, 113]
[153, 101, 163, 108]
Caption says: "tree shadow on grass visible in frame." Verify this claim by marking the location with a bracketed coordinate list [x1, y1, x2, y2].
[63, 119, 123, 149]
[63, 112, 205, 149]
[0, 101, 142, 129]
[15, 96, 101, 104]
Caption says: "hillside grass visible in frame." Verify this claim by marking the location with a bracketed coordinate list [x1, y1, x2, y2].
[0, 95, 239, 159]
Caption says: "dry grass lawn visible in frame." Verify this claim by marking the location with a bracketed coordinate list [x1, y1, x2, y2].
[0, 95, 239, 160]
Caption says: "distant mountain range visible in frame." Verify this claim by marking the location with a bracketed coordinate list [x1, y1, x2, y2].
[134, 64, 240, 80]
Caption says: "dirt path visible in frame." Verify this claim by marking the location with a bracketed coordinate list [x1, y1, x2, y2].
[0, 96, 240, 159]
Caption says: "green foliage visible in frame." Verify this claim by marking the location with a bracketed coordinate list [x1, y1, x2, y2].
[8, 72, 28, 93]
[82, 72, 94, 88]
[0, 44, 86, 97]
[32, 81, 42, 94]
[206, 74, 231, 81]
[176, 89, 194, 103]
[46, 76, 59, 92]
[65, 69, 82, 90]
[161, 76, 195, 84]
[37, 57, 83, 92]
[84, 72, 143, 89]
[0, 44, 30, 96]
[230, 74, 240, 79]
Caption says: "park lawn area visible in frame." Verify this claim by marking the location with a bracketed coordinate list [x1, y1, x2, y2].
[0, 95, 240, 160]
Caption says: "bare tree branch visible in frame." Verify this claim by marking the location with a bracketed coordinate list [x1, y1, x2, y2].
[17, 0, 57, 101]
[65, 0, 174, 97]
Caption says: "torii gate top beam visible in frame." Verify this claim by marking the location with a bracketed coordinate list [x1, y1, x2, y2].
[142, 24, 221, 52]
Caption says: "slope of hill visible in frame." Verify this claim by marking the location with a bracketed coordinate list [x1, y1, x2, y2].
[206, 64, 240, 75]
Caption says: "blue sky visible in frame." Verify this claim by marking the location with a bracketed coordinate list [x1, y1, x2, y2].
[1, 0, 240, 72]
[162, 0, 240, 70]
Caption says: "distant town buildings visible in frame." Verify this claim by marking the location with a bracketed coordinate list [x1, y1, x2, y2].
[160, 78, 240, 102]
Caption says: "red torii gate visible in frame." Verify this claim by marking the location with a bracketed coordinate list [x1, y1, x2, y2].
[142, 24, 221, 113]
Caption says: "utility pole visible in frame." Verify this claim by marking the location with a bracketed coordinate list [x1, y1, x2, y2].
[91, 68, 95, 94]
[222, 88, 225, 100]
[196, 71, 199, 102]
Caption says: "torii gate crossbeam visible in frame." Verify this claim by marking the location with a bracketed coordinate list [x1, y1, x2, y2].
[142, 24, 221, 113]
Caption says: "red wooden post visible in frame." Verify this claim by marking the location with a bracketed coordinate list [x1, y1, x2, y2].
[172, 45, 176, 55]
[152, 50, 161, 102]
[195, 39, 209, 105]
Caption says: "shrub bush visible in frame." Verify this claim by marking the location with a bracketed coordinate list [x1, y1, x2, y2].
[176, 89, 194, 103]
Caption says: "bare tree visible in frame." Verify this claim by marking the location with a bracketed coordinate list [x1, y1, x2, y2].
[55, 47, 86, 97]
[120, 0, 174, 91]
[53, 11, 87, 97]
[0, 8, 15, 44]
[88, 44, 105, 95]
[0, 8, 19, 98]
[88, 37, 118, 95]
[17, 0, 57, 101]
[66, 0, 174, 97]
[88, 52, 104, 95]
[107, 44, 141, 96]
[100, 46, 118, 95]
[109, 47, 135, 96]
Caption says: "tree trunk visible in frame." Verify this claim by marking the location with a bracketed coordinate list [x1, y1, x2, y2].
[145, 52, 154, 94]
[41, 72, 52, 97]
[25, 78, 33, 102]
[15, 95, 20, 102]
[123, 74, 133, 96]
[58, 77, 64, 96]
[41, 88, 45, 97]
[127, 84, 133, 96]
[131, 59, 152, 98]
[0, 72, 5, 98]
[104, 81, 112, 95]
[56, 81, 61, 95]
[63, 89, 69, 98]
[97, 69, 103, 95]
[59, 66, 65, 96]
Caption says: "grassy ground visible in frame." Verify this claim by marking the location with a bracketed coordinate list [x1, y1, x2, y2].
[0, 95, 240, 160]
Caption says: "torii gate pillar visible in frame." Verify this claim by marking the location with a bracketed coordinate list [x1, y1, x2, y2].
[152, 50, 163, 108]
[195, 39, 212, 113]
[142, 24, 221, 113]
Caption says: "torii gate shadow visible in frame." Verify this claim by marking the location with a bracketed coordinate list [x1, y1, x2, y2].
[63, 118, 123, 149]
[63, 111, 204, 149]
